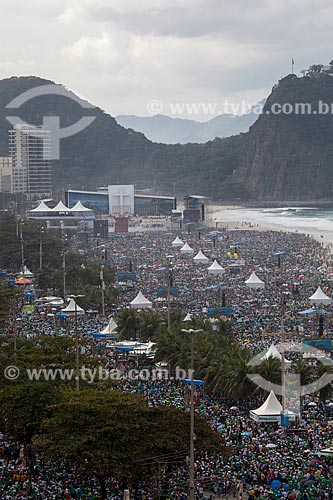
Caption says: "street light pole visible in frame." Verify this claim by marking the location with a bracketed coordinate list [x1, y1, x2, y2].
[100, 265, 105, 320]
[20, 219, 24, 272]
[182, 328, 203, 500]
[68, 294, 85, 392]
[189, 332, 195, 500]
[39, 226, 44, 270]
[166, 255, 173, 331]
[63, 235, 67, 300]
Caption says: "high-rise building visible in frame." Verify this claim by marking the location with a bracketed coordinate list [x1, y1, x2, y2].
[9, 124, 52, 199]
[0, 157, 13, 192]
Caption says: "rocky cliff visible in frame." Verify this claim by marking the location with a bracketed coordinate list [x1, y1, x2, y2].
[227, 74, 333, 201]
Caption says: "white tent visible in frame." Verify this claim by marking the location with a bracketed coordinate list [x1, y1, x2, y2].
[30, 201, 53, 213]
[309, 287, 331, 305]
[193, 250, 209, 264]
[100, 318, 118, 334]
[130, 291, 152, 309]
[245, 271, 265, 289]
[52, 201, 69, 212]
[71, 201, 93, 212]
[250, 390, 296, 422]
[22, 266, 34, 278]
[132, 341, 156, 356]
[183, 313, 193, 321]
[261, 344, 291, 367]
[208, 260, 225, 275]
[62, 298, 85, 315]
[171, 236, 184, 247]
[180, 242, 194, 254]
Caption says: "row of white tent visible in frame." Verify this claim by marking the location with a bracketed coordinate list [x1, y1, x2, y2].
[127, 284, 331, 310]
[31, 200, 93, 213]
[172, 237, 332, 304]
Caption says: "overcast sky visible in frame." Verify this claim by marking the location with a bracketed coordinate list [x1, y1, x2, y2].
[1, 0, 333, 120]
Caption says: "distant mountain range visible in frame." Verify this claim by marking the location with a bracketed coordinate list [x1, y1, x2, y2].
[116, 108, 262, 144]
[1, 74, 333, 201]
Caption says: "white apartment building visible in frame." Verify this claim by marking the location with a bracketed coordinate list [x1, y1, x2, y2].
[9, 124, 52, 198]
[0, 157, 13, 192]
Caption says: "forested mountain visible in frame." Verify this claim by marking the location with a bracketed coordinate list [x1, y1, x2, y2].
[1, 74, 333, 201]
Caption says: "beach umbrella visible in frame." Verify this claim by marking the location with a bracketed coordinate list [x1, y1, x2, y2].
[266, 443, 277, 449]
[270, 480, 281, 490]
[245, 272, 265, 290]
[180, 243, 194, 254]
[230, 406, 238, 410]
[183, 313, 193, 322]
[208, 260, 225, 275]
[309, 287, 331, 305]
[308, 402, 317, 406]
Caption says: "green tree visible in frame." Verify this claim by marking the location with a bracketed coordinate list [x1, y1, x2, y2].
[41, 389, 222, 499]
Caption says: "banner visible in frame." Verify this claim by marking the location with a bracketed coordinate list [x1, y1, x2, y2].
[303, 339, 332, 352]
[207, 307, 232, 318]
[117, 273, 137, 282]
[157, 288, 178, 297]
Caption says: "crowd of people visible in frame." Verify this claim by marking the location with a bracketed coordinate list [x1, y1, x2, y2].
[1, 226, 333, 499]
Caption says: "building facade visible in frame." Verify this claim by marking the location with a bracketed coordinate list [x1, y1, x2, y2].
[0, 157, 13, 192]
[9, 125, 52, 199]
[66, 187, 176, 216]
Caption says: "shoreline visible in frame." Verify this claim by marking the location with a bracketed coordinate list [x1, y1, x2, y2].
[210, 206, 333, 250]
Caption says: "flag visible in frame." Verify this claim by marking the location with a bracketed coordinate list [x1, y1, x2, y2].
[292, 58, 295, 65]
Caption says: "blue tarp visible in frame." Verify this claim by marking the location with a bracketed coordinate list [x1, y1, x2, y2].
[184, 379, 204, 386]
[115, 346, 133, 351]
[299, 308, 318, 315]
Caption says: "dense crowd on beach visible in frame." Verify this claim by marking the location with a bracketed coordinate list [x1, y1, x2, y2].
[1, 228, 333, 499]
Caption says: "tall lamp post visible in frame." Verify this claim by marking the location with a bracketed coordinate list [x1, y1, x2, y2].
[100, 265, 106, 320]
[62, 234, 68, 299]
[166, 255, 173, 331]
[39, 226, 44, 270]
[181, 328, 203, 500]
[67, 294, 85, 391]
[20, 219, 24, 273]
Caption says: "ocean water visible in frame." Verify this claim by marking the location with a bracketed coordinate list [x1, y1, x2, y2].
[213, 206, 333, 244]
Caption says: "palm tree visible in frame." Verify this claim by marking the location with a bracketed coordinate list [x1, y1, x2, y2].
[116, 308, 140, 340]
[213, 348, 255, 400]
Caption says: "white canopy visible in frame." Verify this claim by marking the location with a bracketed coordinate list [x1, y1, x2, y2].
[245, 271, 265, 289]
[261, 344, 291, 367]
[193, 250, 209, 264]
[309, 286, 331, 305]
[250, 390, 296, 422]
[30, 201, 53, 213]
[22, 265, 34, 278]
[62, 298, 85, 315]
[171, 236, 184, 247]
[52, 201, 69, 212]
[180, 242, 194, 254]
[71, 201, 93, 212]
[100, 318, 118, 334]
[130, 291, 152, 309]
[183, 313, 193, 321]
[208, 259, 225, 275]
